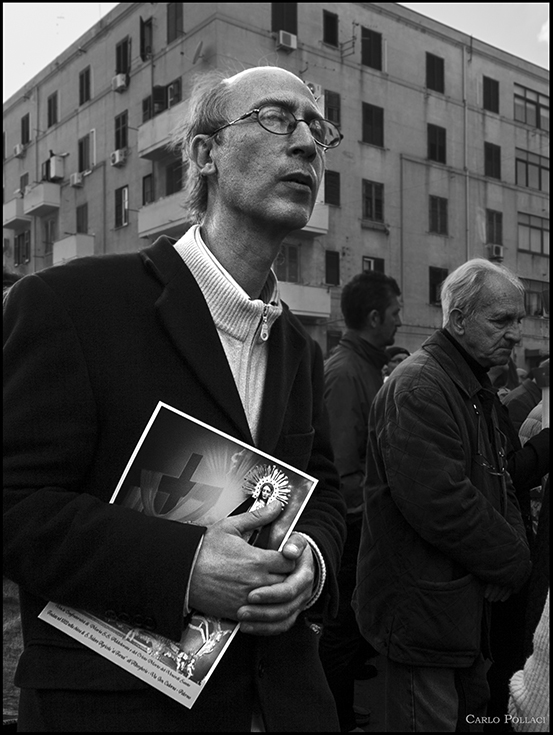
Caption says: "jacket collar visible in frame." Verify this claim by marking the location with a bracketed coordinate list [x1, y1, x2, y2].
[338, 331, 388, 371]
[139, 236, 307, 453]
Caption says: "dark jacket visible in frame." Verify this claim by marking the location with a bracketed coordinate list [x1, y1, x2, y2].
[502, 379, 542, 434]
[3, 236, 346, 732]
[324, 333, 387, 515]
[353, 330, 531, 668]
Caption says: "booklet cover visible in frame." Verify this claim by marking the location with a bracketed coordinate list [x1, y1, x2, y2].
[39, 401, 318, 709]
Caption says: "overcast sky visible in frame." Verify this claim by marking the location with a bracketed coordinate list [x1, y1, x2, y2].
[3, 3, 549, 103]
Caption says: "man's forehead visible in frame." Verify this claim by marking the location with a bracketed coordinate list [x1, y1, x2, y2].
[225, 67, 314, 109]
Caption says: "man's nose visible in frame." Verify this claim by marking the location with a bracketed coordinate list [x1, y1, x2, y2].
[289, 121, 318, 160]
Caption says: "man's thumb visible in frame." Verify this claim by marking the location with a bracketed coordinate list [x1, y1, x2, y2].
[232, 500, 283, 534]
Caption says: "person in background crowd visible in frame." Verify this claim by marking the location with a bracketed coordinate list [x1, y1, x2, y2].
[502, 358, 549, 434]
[508, 590, 549, 734]
[3, 66, 347, 733]
[320, 270, 402, 732]
[383, 345, 410, 380]
[354, 258, 532, 732]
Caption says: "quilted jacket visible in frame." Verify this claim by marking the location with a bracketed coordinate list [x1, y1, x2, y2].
[353, 330, 532, 667]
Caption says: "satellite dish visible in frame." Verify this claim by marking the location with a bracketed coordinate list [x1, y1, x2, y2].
[192, 41, 204, 65]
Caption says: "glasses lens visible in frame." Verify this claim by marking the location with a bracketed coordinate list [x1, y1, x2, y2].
[309, 119, 341, 148]
[258, 106, 294, 134]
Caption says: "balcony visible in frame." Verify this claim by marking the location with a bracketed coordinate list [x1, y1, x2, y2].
[138, 192, 190, 239]
[138, 100, 187, 161]
[23, 182, 61, 217]
[3, 198, 31, 230]
[302, 201, 329, 235]
[278, 282, 331, 319]
[53, 234, 95, 265]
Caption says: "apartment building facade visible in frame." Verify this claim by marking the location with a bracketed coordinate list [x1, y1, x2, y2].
[3, 2, 549, 365]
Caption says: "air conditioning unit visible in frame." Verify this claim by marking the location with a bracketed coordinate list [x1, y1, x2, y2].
[49, 155, 64, 181]
[110, 149, 127, 167]
[305, 82, 323, 99]
[276, 30, 297, 52]
[14, 143, 26, 158]
[112, 73, 128, 92]
[70, 172, 84, 188]
[489, 244, 504, 260]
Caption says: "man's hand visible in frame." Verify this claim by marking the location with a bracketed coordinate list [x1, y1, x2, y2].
[237, 532, 316, 636]
[484, 584, 512, 602]
[188, 501, 295, 620]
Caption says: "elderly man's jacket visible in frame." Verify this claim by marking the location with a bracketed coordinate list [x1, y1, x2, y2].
[3, 237, 346, 731]
[353, 330, 531, 668]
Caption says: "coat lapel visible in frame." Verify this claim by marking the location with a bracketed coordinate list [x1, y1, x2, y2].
[140, 238, 252, 444]
[256, 306, 307, 455]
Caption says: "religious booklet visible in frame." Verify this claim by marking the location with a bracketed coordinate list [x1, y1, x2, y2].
[39, 401, 318, 709]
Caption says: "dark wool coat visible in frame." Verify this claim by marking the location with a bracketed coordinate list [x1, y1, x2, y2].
[3, 237, 346, 732]
[353, 330, 532, 668]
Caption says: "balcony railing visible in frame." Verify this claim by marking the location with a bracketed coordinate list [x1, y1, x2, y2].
[138, 100, 188, 161]
[23, 182, 61, 217]
[3, 198, 31, 230]
[53, 234, 95, 265]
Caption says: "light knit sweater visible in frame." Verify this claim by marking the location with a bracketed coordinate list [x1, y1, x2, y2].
[173, 225, 282, 446]
[508, 590, 550, 732]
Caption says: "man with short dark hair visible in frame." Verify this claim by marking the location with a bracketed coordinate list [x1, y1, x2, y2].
[320, 270, 401, 732]
[354, 258, 532, 732]
[4, 67, 346, 732]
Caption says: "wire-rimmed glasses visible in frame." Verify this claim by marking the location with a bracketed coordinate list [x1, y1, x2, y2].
[208, 103, 343, 150]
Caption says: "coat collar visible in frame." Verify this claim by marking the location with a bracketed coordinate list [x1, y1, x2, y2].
[139, 236, 307, 453]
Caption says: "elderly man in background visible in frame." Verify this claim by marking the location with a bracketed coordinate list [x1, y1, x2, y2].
[354, 259, 532, 732]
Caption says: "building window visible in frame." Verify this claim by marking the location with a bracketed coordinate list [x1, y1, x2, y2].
[483, 76, 499, 113]
[486, 209, 503, 245]
[21, 113, 30, 145]
[362, 256, 385, 273]
[167, 3, 184, 43]
[43, 218, 57, 255]
[362, 103, 384, 147]
[273, 243, 300, 282]
[361, 27, 382, 70]
[429, 267, 449, 305]
[166, 161, 183, 196]
[115, 186, 129, 228]
[140, 16, 153, 60]
[521, 278, 549, 317]
[518, 213, 549, 256]
[79, 67, 91, 105]
[167, 78, 182, 108]
[429, 196, 448, 235]
[484, 142, 501, 179]
[426, 53, 445, 93]
[76, 203, 88, 234]
[78, 135, 91, 173]
[142, 174, 155, 205]
[323, 10, 338, 46]
[271, 3, 297, 34]
[19, 173, 29, 193]
[427, 124, 446, 164]
[362, 180, 384, 222]
[47, 92, 58, 128]
[114, 111, 128, 150]
[325, 91, 341, 127]
[41, 159, 51, 182]
[514, 84, 549, 131]
[14, 230, 31, 266]
[325, 251, 340, 286]
[516, 149, 549, 193]
[324, 170, 340, 206]
[142, 96, 153, 123]
[115, 37, 131, 75]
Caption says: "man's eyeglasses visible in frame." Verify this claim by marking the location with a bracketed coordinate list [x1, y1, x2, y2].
[208, 104, 343, 150]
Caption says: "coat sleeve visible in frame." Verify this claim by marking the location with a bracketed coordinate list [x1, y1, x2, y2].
[3, 274, 205, 641]
[378, 381, 531, 591]
[296, 342, 347, 617]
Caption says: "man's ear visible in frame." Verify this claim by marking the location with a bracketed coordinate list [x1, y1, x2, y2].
[449, 308, 466, 336]
[366, 309, 381, 329]
[190, 134, 217, 177]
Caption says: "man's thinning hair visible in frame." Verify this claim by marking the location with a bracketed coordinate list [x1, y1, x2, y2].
[170, 70, 233, 224]
[440, 258, 525, 328]
[341, 271, 401, 330]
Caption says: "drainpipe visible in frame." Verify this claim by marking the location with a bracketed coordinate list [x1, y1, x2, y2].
[462, 45, 470, 261]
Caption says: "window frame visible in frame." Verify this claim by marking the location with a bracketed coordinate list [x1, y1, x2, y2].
[483, 76, 499, 113]
[426, 53, 445, 94]
[362, 102, 384, 147]
[484, 142, 501, 179]
[427, 124, 446, 164]
[324, 170, 341, 206]
[361, 26, 382, 71]
[115, 185, 129, 228]
[79, 67, 91, 106]
[486, 209, 503, 245]
[114, 110, 128, 151]
[362, 179, 384, 222]
[47, 91, 58, 128]
[322, 10, 339, 47]
[429, 195, 448, 235]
